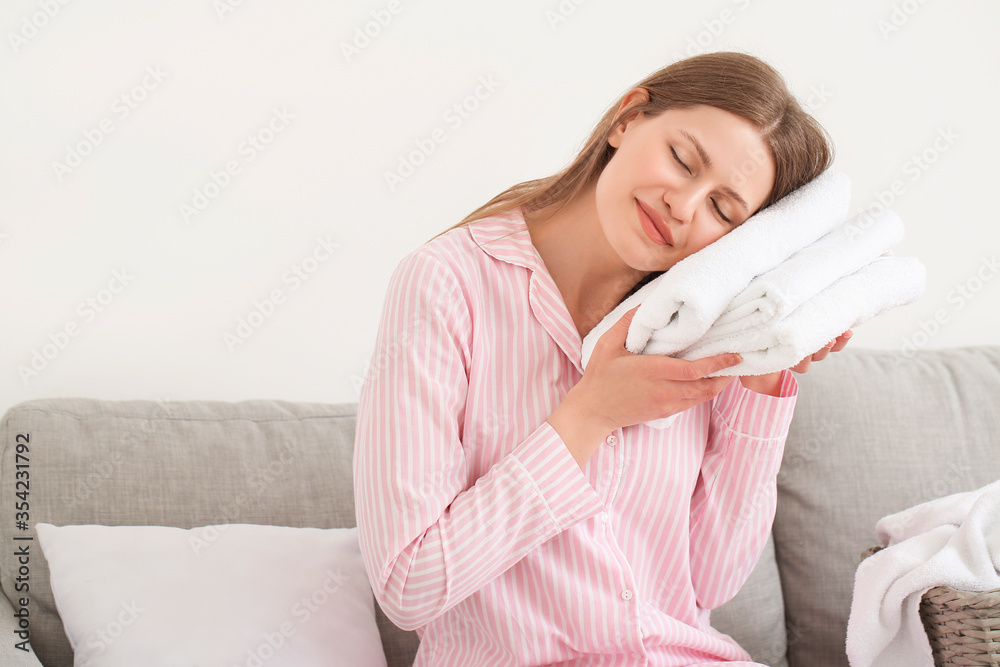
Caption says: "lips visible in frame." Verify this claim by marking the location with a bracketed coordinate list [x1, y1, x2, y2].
[636, 200, 673, 246]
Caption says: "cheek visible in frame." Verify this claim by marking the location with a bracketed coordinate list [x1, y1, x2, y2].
[599, 142, 662, 193]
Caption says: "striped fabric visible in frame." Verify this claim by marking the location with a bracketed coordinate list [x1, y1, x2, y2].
[354, 209, 798, 667]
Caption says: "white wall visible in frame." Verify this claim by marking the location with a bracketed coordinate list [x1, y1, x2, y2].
[3, 0, 998, 415]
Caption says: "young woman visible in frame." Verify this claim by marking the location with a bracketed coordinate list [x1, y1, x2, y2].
[354, 51, 851, 666]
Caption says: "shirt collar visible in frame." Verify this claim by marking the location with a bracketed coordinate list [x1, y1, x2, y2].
[466, 208, 544, 274]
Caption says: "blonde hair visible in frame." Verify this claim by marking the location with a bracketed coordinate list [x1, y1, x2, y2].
[430, 51, 833, 242]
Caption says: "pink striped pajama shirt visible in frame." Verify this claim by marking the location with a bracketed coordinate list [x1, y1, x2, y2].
[353, 209, 798, 667]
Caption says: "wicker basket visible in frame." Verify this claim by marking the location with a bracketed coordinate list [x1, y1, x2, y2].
[861, 546, 1000, 666]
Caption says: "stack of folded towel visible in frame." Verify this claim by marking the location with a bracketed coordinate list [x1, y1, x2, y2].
[845, 479, 1000, 667]
[580, 168, 926, 429]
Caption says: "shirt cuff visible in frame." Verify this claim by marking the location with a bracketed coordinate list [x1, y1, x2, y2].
[510, 421, 605, 532]
[713, 370, 798, 440]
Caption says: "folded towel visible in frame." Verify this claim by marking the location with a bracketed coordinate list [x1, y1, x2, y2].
[845, 478, 1000, 667]
[707, 207, 905, 339]
[582, 253, 924, 429]
[679, 254, 926, 376]
[623, 168, 852, 358]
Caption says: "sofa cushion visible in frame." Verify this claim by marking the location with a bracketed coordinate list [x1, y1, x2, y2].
[774, 347, 1000, 667]
[0, 398, 419, 667]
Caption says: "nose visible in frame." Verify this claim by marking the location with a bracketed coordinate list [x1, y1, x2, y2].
[663, 183, 699, 225]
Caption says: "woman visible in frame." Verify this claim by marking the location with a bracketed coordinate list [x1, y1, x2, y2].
[354, 51, 851, 666]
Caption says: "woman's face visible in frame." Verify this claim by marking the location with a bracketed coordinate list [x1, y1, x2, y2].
[594, 102, 776, 273]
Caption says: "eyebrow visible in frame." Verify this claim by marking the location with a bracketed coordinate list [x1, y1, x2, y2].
[678, 130, 750, 215]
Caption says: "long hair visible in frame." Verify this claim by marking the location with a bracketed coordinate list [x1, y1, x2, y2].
[429, 51, 834, 242]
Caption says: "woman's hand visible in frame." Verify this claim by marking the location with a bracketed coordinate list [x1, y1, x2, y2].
[790, 330, 853, 374]
[549, 306, 743, 468]
[575, 305, 743, 429]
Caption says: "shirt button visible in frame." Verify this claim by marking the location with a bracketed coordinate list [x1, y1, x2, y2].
[621, 589, 632, 601]
[606, 434, 617, 446]
[599, 512, 608, 524]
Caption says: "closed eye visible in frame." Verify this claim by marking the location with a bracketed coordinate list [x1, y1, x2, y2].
[712, 199, 733, 224]
[670, 146, 691, 174]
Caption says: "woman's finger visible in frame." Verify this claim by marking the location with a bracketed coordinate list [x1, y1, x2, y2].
[658, 352, 742, 381]
[830, 330, 853, 352]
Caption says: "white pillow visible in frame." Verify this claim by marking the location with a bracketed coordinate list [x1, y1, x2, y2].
[35, 523, 388, 667]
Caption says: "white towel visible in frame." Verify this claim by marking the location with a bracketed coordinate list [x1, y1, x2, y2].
[707, 207, 905, 339]
[845, 478, 1000, 667]
[623, 168, 852, 358]
[679, 254, 926, 377]
[581, 253, 924, 429]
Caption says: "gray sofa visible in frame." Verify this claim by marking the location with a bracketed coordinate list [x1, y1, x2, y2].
[1, 346, 998, 667]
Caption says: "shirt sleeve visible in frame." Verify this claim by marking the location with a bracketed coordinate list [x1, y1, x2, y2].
[688, 370, 798, 609]
[353, 248, 604, 631]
